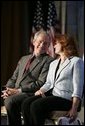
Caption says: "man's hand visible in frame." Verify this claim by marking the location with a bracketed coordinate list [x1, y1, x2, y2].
[1, 88, 19, 99]
[6, 88, 19, 95]
[1, 89, 9, 99]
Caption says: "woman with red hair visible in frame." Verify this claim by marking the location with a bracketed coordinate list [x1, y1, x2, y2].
[22, 34, 84, 125]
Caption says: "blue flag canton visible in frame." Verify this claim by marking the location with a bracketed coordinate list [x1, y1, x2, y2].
[32, 1, 59, 32]
[47, 1, 58, 29]
[33, 1, 44, 31]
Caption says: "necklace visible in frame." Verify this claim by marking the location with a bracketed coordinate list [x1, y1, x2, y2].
[61, 60, 66, 64]
[59, 58, 67, 67]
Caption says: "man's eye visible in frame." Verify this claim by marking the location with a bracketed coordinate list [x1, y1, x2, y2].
[42, 41, 46, 44]
[41, 41, 43, 44]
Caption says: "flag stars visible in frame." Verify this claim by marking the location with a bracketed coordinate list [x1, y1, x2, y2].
[32, 1, 59, 32]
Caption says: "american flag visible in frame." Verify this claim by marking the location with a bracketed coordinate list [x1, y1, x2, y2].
[32, 1, 44, 32]
[46, 1, 58, 57]
[30, 1, 60, 57]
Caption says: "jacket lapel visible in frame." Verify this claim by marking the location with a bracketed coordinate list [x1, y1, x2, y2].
[29, 58, 40, 72]
[17, 55, 32, 84]
[21, 56, 43, 81]
[21, 55, 32, 77]
[56, 58, 71, 80]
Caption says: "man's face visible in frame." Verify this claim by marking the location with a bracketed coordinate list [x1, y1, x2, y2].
[33, 34, 49, 55]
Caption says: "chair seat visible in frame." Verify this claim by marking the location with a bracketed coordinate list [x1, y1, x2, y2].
[1, 106, 8, 125]
[48, 111, 67, 120]
[45, 111, 67, 125]
[1, 106, 7, 116]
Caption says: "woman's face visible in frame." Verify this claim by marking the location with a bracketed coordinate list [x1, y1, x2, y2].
[54, 41, 62, 54]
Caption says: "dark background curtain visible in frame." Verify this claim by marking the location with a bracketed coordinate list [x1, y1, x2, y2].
[1, 1, 35, 86]
[1, 1, 84, 87]
[1, 1, 59, 87]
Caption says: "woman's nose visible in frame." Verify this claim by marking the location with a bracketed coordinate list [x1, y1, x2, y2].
[54, 45, 56, 48]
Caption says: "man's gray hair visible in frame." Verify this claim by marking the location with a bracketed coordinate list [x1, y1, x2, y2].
[33, 29, 50, 43]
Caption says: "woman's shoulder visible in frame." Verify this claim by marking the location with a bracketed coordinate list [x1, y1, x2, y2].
[70, 56, 84, 64]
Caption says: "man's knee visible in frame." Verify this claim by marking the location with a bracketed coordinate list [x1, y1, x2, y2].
[21, 98, 30, 114]
[4, 96, 14, 110]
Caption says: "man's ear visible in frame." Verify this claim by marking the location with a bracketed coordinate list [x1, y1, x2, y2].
[32, 40, 35, 46]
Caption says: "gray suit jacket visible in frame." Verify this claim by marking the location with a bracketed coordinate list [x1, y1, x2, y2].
[6, 53, 54, 92]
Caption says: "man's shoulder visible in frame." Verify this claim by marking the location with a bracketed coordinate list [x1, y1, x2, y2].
[44, 54, 55, 60]
[44, 55, 55, 64]
[21, 54, 32, 59]
[18, 54, 32, 63]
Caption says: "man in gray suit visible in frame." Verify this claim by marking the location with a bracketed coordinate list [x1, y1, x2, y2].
[1, 29, 54, 125]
